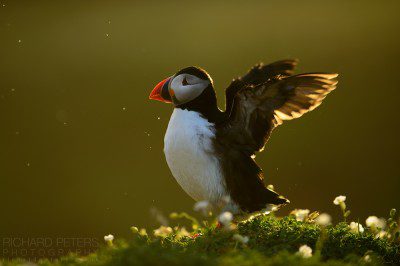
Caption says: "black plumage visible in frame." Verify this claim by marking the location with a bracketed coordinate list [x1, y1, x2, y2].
[168, 60, 338, 212]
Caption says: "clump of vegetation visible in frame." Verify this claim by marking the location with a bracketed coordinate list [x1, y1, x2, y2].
[2, 196, 400, 266]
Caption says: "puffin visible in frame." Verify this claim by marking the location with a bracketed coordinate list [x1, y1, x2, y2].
[149, 59, 338, 214]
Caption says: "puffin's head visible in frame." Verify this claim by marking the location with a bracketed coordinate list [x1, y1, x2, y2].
[149, 66, 213, 106]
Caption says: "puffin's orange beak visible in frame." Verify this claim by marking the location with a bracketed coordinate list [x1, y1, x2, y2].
[149, 77, 172, 103]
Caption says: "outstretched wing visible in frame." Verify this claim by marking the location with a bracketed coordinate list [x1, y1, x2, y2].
[225, 59, 298, 114]
[218, 73, 338, 155]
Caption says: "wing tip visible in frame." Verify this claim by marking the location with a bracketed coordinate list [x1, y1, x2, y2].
[275, 58, 299, 67]
[327, 73, 339, 79]
[296, 72, 339, 79]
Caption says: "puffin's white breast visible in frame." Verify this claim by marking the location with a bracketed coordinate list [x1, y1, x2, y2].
[164, 108, 227, 203]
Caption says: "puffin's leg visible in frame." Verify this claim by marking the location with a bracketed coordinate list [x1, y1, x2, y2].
[190, 233, 201, 239]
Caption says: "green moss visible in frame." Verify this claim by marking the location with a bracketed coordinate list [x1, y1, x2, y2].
[2, 215, 399, 266]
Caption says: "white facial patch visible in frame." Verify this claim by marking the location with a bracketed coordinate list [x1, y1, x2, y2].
[170, 74, 210, 104]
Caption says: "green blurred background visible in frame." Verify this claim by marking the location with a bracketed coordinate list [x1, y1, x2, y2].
[1, 0, 399, 241]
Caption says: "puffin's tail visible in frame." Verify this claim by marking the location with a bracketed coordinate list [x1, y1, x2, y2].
[264, 187, 290, 205]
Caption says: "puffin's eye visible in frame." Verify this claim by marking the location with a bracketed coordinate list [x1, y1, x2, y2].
[182, 77, 188, 86]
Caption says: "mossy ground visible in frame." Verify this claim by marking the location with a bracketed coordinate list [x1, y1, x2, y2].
[2, 214, 399, 266]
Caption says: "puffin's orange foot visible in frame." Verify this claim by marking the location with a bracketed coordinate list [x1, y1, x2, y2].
[216, 222, 222, 229]
[190, 233, 201, 239]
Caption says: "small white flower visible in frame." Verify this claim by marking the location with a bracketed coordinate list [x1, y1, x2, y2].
[349, 222, 364, 233]
[366, 216, 386, 229]
[193, 201, 212, 216]
[315, 213, 332, 226]
[176, 227, 191, 239]
[130, 226, 139, 234]
[153, 226, 173, 237]
[233, 234, 249, 244]
[139, 228, 147, 236]
[333, 195, 346, 205]
[297, 245, 313, 258]
[375, 231, 387, 239]
[218, 211, 233, 226]
[292, 209, 310, 221]
[104, 234, 114, 242]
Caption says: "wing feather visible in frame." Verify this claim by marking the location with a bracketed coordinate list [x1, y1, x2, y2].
[273, 73, 338, 124]
[225, 59, 298, 114]
[219, 73, 338, 154]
